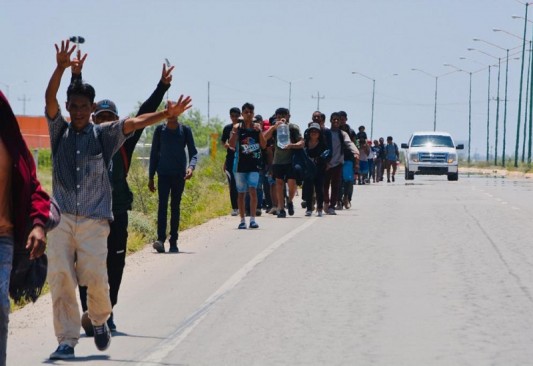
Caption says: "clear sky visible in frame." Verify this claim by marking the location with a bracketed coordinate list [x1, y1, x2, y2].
[1, 0, 531, 159]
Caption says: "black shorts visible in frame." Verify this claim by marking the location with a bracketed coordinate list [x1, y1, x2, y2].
[272, 163, 296, 181]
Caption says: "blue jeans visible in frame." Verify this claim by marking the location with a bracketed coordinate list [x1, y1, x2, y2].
[157, 175, 186, 245]
[0, 237, 13, 366]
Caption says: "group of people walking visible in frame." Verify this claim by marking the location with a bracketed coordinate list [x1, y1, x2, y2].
[0, 39, 196, 364]
[222, 105, 401, 229]
[0, 39, 403, 364]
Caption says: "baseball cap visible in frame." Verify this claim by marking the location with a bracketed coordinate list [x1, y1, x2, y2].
[94, 99, 118, 117]
[308, 122, 321, 131]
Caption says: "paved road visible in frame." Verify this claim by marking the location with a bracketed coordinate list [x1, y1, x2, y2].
[8, 173, 533, 365]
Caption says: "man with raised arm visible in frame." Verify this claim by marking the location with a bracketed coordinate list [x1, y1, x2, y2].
[45, 39, 191, 360]
[70, 52, 175, 336]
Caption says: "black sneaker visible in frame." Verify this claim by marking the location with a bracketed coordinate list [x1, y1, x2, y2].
[249, 221, 259, 229]
[107, 313, 117, 332]
[238, 222, 247, 229]
[152, 240, 165, 253]
[93, 323, 111, 351]
[49, 344, 75, 360]
[287, 201, 294, 216]
[81, 311, 94, 336]
[277, 209, 287, 218]
[168, 245, 179, 253]
[255, 209, 262, 216]
[392, 175, 395, 182]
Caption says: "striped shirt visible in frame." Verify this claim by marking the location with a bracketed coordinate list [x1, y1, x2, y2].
[47, 109, 131, 221]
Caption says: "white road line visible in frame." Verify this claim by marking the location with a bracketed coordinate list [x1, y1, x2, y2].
[135, 217, 317, 365]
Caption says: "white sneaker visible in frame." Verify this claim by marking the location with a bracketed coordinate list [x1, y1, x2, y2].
[231, 209, 238, 216]
[305, 210, 312, 216]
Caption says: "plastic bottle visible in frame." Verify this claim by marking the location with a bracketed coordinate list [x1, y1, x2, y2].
[277, 122, 290, 148]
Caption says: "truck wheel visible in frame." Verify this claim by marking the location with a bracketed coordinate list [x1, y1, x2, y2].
[447, 173, 458, 181]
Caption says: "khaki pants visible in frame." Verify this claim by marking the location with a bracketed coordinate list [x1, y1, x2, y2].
[47, 214, 111, 347]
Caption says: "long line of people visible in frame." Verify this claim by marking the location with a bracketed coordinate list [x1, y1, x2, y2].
[223, 104, 401, 228]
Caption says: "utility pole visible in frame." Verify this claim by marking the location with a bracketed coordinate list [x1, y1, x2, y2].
[18, 94, 30, 115]
[311, 91, 325, 110]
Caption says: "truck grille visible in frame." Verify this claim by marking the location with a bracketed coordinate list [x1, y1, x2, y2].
[418, 152, 448, 163]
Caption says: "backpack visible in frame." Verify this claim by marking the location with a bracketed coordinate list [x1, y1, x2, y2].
[292, 148, 317, 184]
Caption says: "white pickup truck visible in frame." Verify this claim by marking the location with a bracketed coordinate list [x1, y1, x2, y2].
[401, 131, 464, 181]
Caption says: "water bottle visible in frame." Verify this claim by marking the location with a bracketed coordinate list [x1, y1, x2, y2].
[277, 123, 290, 148]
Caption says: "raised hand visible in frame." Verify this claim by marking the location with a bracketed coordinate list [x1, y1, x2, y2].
[161, 63, 174, 85]
[54, 40, 77, 70]
[166, 95, 192, 118]
[71, 49, 88, 75]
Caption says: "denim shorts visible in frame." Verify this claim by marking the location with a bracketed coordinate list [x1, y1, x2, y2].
[234, 171, 260, 193]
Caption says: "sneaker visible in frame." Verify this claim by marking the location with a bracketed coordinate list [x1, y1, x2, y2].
[387, 179, 391, 183]
[392, 175, 395, 182]
[277, 209, 287, 218]
[326, 207, 337, 215]
[305, 210, 312, 216]
[317, 210, 323, 217]
[256, 209, 262, 216]
[230, 209, 238, 216]
[301, 200, 307, 208]
[268, 207, 278, 215]
[249, 221, 259, 229]
[168, 245, 179, 253]
[93, 322, 111, 351]
[49, 344, 75, 360]
[238, 222, 247, 229]
[152, 240, 165, 253]
[287, 201, 294, 216]
[107, 313, 117, 332]
[335, 202, 343, 210]
[81, 311, 94, 336]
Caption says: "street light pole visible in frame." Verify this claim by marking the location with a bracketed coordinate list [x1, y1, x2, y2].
[268, 75, 312, 111]
[352, 71, 376, 138]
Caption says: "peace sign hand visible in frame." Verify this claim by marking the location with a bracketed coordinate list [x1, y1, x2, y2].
[161, 63, 174, 85]
[71, 49, 88, 75]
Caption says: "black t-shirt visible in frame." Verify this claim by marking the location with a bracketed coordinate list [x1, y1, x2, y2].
[235, 126, 262, 173]
[221, 123, 235, 170]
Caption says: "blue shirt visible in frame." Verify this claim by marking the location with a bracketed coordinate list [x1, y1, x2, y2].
[385, 142, 399, 161]
[47, 109, 131, 221]
[149, 123, 198, 178]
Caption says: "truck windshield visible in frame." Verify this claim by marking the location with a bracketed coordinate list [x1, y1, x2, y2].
[411, 135, 454, 148]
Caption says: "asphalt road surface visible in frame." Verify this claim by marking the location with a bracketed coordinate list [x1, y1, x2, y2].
[8, 172, 533, 365]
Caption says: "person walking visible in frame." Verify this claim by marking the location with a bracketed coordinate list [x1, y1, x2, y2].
[45, 39, 192, 360]
[72, 59, 174, 335]
[303, 123, 329, 217]
[263, 108, 304, 218]
[149, 103, 198, 253]
[0, 92, 59, 366]
[228, 103, 266, 229]
[384, 136, 399, 182]
[323, 112, 359, 215]
[221, 107, 241, 216]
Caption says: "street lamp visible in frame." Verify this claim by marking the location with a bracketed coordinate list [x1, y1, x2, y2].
[474, 38, 510, 166]
[495, 24, 528, 167]
[444, 63, 474, 164]
[69, 36, 85, 50]
[352, 71, 376, 139]
[268, 75, 312, 111]
[460, 56, 494, 162]
[411, 68, 457, 131]
[468, 47, 503, 165]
